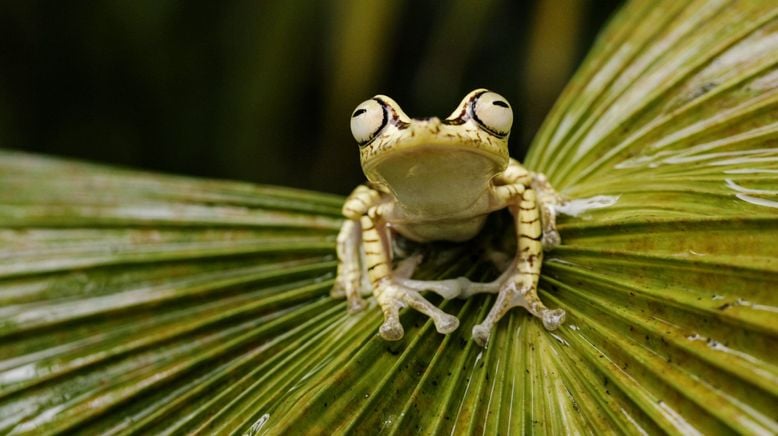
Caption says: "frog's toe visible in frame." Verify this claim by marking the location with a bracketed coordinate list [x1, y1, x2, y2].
[541, 229, 561, 250]
[347, 295, 368, 313]
[472, 323, 492, 347]
[379, 319, 404, 341]
[330, 284, 345, 298]
[377, 298, 404, 340]
[434, 313, 460, 334]
[541, 308, 566, 330]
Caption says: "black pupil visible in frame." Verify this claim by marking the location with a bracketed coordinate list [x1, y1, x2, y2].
[352, 108, 367, 118]
[492, 101, 509, 108]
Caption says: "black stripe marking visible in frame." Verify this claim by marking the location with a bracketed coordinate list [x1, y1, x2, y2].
[442, 117, 466, 125]
[520, 234, 542, 241]
[367, 262, 387, 272]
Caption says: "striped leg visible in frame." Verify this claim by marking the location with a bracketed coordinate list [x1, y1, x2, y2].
[497, 159, 564, 248]
[471, 187, 566, 346]
[361, 212, 459, 341]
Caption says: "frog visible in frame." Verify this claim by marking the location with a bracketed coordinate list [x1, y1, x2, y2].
[331, 89, 566, 346]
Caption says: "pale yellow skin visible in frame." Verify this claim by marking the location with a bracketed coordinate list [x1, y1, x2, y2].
[332, 89, 566, 346]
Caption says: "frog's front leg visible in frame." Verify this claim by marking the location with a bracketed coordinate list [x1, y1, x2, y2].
[499, 158, 564, 249]
[471, 184, 566, 346]
[361, 208, 460, 341]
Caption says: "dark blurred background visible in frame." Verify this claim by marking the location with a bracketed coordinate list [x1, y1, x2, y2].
[0, 0, 622, 195]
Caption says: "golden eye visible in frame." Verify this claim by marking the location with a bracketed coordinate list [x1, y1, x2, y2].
[350, 98, 387, 147]
[470, 91, 513, 137]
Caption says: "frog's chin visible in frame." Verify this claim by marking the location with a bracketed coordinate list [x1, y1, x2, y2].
[363, 143, 508, 182]
[364, 145, 507, 216]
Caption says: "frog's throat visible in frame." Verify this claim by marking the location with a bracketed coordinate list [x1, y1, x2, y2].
[362, 143, 509, 183]
[363, 146, 507, 217]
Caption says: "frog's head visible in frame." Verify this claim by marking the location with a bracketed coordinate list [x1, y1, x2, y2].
[350, 89, 512, 186]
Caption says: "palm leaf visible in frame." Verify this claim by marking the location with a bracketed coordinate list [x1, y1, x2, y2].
[2, 0, 777, 434]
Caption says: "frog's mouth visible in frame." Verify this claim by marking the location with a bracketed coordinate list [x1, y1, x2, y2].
[364, 145, 508, 217]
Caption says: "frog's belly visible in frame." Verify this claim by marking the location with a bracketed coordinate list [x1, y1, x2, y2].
[391, 215, 488, 243]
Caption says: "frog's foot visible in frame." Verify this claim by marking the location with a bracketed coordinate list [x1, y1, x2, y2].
[541, 228, 561, 250]
[471, 278, 566, 346]
[374, 278, 460, 341]
[333, 254, 424, 315]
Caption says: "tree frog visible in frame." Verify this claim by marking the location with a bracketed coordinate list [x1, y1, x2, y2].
[332, 89, 566, 346]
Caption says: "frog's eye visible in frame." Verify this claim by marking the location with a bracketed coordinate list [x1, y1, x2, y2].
[350, 98, 387, 147]
[470, 91, 513, 137]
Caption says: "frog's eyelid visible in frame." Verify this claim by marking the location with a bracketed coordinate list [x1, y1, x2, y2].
[444, 89, 487, 124]
[375, 97, 410, 130]
[442, 117, 466, 126]
[443, 104, 468, 124]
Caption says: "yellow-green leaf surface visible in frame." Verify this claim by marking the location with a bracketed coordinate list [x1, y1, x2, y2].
[2, 0, 777, 434]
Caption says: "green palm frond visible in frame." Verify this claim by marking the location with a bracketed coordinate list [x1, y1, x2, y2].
[1, 0, 777, 434]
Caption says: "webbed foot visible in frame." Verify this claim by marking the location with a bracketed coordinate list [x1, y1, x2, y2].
[471, 278, 566, 346]
[374, 278, 460, 341]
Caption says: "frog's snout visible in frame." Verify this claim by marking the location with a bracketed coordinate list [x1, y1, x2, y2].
[413, 117, 444, 132]
[414, 116, 441, 124]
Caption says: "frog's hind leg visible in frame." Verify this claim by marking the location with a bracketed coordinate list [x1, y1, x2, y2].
[499, 159, 565, 249]
[471, 188, 566, 346]
[332, 219, 369, 312]
[332, 185, 384, 312]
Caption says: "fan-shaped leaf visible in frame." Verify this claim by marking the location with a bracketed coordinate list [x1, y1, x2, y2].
[1, 0, 777, 434]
